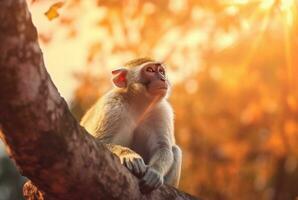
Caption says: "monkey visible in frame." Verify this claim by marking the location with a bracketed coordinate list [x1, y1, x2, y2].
[80, 58, 182, 193]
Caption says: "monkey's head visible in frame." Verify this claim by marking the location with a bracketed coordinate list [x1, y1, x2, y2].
[112, 58, 170, 99]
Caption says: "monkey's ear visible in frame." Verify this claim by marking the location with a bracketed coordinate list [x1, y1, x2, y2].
[112, 68, 128, 88]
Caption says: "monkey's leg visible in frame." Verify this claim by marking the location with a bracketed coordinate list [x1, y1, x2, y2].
[164, 145, 182, 187]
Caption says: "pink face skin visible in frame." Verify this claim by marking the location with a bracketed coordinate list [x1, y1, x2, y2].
[112, 62, 169, 98]
[140, 62, 168, 97]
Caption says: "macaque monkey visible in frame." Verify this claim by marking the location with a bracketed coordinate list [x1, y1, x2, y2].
[80, 58, 182, 193]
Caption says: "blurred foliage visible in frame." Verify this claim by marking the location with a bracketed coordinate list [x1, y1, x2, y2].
[2, 0, 298, 199]
[67, 1, 298, 200]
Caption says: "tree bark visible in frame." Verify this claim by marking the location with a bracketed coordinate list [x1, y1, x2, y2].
[0, 1, 199, 200]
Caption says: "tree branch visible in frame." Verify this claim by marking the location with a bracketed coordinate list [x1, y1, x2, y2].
[0, 1, 199, 199]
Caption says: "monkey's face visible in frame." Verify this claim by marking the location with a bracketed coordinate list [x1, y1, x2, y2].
[112, 61, 170, 99]
[139, 62, 169, 97]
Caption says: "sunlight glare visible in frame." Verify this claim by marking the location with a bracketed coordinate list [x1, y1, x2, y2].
[225, 5, 239, 15]
[230, 0, 249, 5]
[280, 0, 296, 26]
[259, 0, 275, 10]
[280, 0, 295, 10]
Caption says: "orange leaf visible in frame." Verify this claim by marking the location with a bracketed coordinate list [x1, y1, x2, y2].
[44, 2, 64, 21]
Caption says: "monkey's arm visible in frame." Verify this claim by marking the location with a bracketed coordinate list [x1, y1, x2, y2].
[147, 135, 174, 176]
[139, 107, 175, 193]
[147, 103, 175, 176]
[139, 131, 174, 193]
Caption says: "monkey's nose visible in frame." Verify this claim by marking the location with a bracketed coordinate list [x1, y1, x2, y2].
[160, 77, 166, 81]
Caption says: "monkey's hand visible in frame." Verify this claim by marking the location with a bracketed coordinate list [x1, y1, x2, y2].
[123, 156, 147, 178]
[106, 144, 146, 178]
[139, 167, 163, 194]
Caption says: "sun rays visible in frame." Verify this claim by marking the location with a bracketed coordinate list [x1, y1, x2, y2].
[229, 0, 297, 83]
[280, 0, 297, 86]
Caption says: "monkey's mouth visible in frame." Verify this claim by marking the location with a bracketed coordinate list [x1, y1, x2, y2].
[154, 87, 168, 93]
[157, 87, 168, 90]
[151, 87, 168, 95]
[147, 82, 168, 95]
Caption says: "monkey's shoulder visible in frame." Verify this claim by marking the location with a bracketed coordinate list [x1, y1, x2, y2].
[142, 100, 174, 127]
[94, 91, 133, 122]
[82, 91, 128, 121]
[98, 91, 127, 109]
[152, 100, 173, 117]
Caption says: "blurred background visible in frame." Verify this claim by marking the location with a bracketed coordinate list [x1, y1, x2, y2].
[0, 0, 298, 199]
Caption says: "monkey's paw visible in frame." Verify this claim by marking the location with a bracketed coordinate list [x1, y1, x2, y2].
[123, 157, 147, 178]
[139, 167, 163, 194]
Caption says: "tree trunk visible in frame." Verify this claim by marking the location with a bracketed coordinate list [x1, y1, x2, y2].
[0, 1, 199, 199]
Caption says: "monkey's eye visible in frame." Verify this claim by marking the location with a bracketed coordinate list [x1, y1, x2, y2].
[159, 68, 165, 75]
[146, 67, 154, 72]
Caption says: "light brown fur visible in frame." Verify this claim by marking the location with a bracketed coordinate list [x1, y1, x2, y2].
[80, 58, 182, 192]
